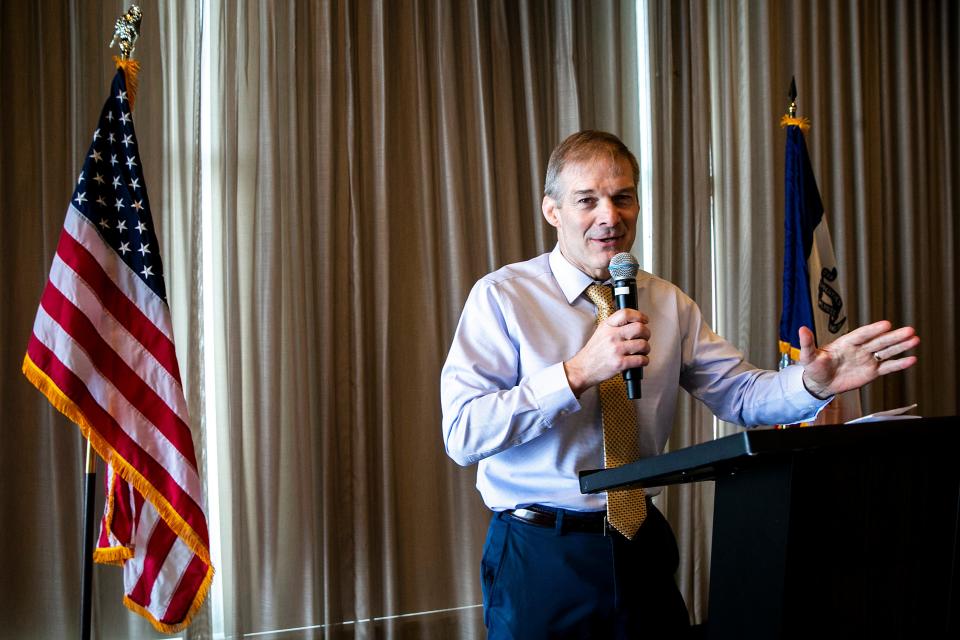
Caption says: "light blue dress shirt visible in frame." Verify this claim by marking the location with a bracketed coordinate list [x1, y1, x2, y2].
[441, 246, 828, 512]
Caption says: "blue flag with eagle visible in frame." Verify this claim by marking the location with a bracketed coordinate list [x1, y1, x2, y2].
[779, 109, 862, 424]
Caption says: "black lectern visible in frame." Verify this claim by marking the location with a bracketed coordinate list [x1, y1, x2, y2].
[580, 417, 960, 639]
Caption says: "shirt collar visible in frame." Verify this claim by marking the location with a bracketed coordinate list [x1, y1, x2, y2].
[549, 244, 600, 304]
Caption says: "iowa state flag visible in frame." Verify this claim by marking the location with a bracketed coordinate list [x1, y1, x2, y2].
[779, 115, 862, 424]
[22, 62, 212, 632]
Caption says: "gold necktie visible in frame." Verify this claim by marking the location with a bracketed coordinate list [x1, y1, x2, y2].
[585, 284, 647, 539]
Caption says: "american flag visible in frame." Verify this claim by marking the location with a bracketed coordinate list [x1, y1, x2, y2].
[22, 66, 212, 632]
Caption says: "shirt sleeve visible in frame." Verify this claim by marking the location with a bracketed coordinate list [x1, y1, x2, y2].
[441, 278, 580, 466]
[677, 294, 831, 426]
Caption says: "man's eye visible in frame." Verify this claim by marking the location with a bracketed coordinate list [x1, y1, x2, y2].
[577, 198, 596, 206]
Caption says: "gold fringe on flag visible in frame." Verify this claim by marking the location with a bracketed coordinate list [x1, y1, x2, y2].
[22, 354, 211, 564]
[113, 56, 141, 110]
[93, 546, 133, 566]
[92, 468, 135, 566]
[778, 339, 801, 363]
[22, 353, 214, 632]
[124, 564, 215, 634]
[780, 114, 811, 131]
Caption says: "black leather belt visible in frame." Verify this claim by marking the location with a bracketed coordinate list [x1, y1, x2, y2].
[504, 505, 608, 534]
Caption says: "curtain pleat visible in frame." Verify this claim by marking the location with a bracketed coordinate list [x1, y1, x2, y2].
[647, 0, 717, 624]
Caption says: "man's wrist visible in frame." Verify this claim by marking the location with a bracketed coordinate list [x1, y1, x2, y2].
[563, 360, 588, 398]
[801, 370, 831, 400]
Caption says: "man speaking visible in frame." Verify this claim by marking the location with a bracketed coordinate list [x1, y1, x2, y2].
[440, 130, 918, 638]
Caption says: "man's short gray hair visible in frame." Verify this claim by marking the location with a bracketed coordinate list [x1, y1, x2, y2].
[543, 130, 640, 201]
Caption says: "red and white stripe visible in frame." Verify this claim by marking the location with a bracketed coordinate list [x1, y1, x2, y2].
[26, 206, 211, 630]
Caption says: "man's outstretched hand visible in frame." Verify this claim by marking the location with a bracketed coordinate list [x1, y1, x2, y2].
[799, 321, 919, 399]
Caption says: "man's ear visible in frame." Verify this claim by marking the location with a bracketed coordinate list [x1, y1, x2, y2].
[542, 195, 560, 228]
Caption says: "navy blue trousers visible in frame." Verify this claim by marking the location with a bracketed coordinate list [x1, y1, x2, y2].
[481, 503, 690, 639]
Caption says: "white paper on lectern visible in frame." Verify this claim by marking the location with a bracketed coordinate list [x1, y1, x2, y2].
[845, 404, 920, 424]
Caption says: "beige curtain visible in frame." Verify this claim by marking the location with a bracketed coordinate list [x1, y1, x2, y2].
[10, 0, 956, 637]
[648, 0, 960, 623]
[202, 0, 640, 637]
[4, 0, 644, 636]
[646, 0, 718, 624]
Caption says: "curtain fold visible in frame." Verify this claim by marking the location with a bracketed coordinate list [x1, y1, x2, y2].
[647, 0, 717, 624]
[648, 0, 959, 622]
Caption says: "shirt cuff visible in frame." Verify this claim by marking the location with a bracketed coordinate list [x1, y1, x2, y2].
[783, 364, 834, 421]
[526, 362, 580, 426]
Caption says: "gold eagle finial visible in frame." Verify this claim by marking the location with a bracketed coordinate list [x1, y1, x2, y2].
[110, 5, 143, 60]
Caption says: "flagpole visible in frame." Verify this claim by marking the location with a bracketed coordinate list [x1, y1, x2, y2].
[778, 77, 862, 426]
[78, 7, 143, 639]
[778, 77, 800, 376]
[787, 76, 797, 119]
[80, 443, 97, 640]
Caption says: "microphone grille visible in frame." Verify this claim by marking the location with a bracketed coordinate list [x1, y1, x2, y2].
[609, 252, 639, 280]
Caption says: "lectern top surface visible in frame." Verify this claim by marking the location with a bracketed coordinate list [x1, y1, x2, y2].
[579, 415, 958, 494]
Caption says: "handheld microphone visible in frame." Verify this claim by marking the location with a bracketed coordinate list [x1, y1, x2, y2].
[609, 252, 642, 399]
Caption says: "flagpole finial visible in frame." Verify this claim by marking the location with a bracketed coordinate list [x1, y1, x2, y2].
[780, 76, 810, 131]
[109, 5, 142, 60]
[788, 76, 798, 118]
